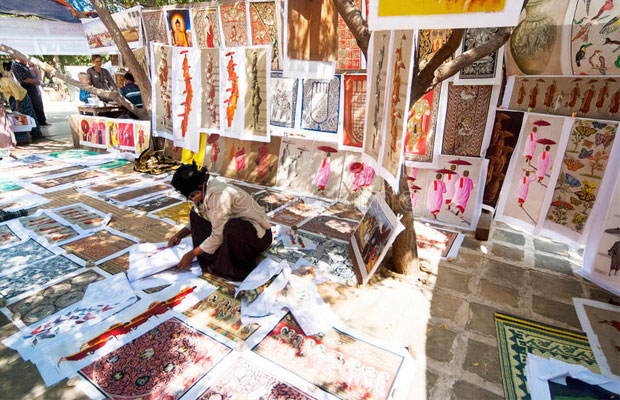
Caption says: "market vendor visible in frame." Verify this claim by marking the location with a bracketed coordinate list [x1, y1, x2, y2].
[168, 163, 273, 281]
[86, 55, 117, 91]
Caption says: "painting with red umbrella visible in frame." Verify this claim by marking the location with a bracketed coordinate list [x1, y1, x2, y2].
[496, 114, 568, 232]
[79, 116, 107, 149]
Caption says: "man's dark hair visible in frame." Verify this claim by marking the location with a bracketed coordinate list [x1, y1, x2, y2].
[171, 163, 209, 198]
[2, 62, 11, 72]
[124, 72, 134, 82]
[91, 55, 103, 62]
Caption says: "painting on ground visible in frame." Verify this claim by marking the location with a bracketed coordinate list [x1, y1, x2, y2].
[407, 154, 488, 230]
[151, 43, 173, 137]
[192, 7, 221, 48]
[352, 194, 404, 284]
[495, 114, 570, 233]
[166, 9, 193, 47]
[368, 0, 524, 30]
[544, 119, 618, 242]
[507, 76, 620, 121]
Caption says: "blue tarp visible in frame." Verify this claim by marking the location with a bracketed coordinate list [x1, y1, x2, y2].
[0, 0, 124, 23]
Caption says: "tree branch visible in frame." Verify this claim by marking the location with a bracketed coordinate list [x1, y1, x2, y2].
[89, 0, 152, 117]
[0, 43, 146, 119]
[332, 0, 370, 57]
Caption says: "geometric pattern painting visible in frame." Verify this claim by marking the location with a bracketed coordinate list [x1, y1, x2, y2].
[61, 230, 135, 263]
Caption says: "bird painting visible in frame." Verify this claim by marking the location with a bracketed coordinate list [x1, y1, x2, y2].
[572, 22, 593, 42]
[575, 43, 592, 66]
[592, 0, 614, 21]
[604, 37, 620, 52]
[600, 15, 620, 34]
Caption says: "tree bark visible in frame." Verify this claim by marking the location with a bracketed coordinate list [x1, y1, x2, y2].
[0, 43, 146, 119]
[332, 0, 370, 56]
[89, 0, 152, 118]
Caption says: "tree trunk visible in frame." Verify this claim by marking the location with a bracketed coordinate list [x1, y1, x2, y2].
[332, 0, 370, 56]
[0, 44, 146, 119]
[89, 0, 152, 118]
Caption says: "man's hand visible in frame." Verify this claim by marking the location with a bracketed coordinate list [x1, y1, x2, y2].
[167, 233, 182, 248]
[177, 250, 195, 270]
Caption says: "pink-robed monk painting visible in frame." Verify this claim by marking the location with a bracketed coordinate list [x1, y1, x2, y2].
[427, 174, 447, 218]
[453, 171, 474, 215]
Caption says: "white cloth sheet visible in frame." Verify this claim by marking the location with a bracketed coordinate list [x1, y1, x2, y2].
[126, 238, 193, 282]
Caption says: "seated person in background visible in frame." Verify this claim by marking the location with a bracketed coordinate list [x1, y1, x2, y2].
[119, 73, 142, 106]
[167, 163, 273, 281]
[78, 72, 92, 103]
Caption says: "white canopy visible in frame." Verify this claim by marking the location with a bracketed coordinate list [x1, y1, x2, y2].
[0, 18, 90, 55]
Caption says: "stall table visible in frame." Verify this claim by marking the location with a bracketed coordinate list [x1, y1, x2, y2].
[78, 105, 124, 118]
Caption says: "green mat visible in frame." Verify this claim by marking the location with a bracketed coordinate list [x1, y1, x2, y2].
[495, 312, 599, 400]
[47, 149, 99, 160]
[95, 159, 131, 169]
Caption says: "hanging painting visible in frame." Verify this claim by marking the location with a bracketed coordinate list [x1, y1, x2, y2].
[8, 270, 105, 327]
[269, 72, 299, 132]
[79, 116, 108, 149]
[570, 0, 620, 75]
[300, 75, 342, 137]
[305, 141, 346, 198]
[0, 255, 83, 300]
[442, 82, 495, 157]
[367, 0, 524, 30]
[19, 211, 81, 245]
[380, 29, 414, 190]
[407, 155, 489, 230]
[248, 1, 280, 70]
[580, 174, 620, 295]
[142, 10, 168, 44]
[52, 204, 110, 231]
[341, 74, 366, 151]
[220, 47, 246, 139]
[506, 0, 570, 76]
[107, 119, 135, 152]
[339, 153, 381, 204]
[79, 318, 231, 400]
[244, 45, 271, 141]
[495, 114, 571, 233]
[506, 76, 619, 121]
[192, 7, 221, 48]
[276, 137, 314, 193]
[133, 120, 150, 154]
[61, 230, 136, 263]
[404, 84, 443, 166]
[287, 0, 338, 62]
[253, 314, 406, 400]
[454, 27, 503, 85]
[166, 9, 193, 47]
[220, 1, 250, 47]
[151, 43, 173, 137]
[337, 0, 363, 70]
[245, 136, 281, 186]
[543, 119, 618, 242]
[483, 110, 525, 208]
[171, 46, 201, 153]
[200, 48, 221, 134]
[363, 31, 391, 167]
[351, 194, 405, 284]
[82, 7, 142, 53]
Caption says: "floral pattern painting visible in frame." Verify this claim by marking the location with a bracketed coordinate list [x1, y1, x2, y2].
[80, 318, 231, 400]
[220, 1, 249, 47]
[0, 239, 54, 276]
[249, 1, 279, 69]
[546, 119, 618, 233]
[62, 230, 135, 263]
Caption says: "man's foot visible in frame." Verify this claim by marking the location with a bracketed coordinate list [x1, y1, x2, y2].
[40, 122, 51, 126]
